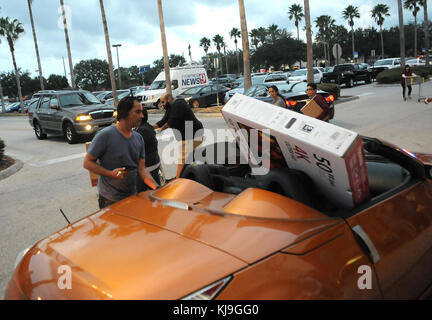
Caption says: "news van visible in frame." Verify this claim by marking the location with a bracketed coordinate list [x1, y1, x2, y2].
[136, 65, 208, 109]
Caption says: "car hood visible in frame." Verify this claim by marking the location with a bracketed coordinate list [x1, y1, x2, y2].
[67, 104, 115, 114]
[136, 89, 165, 97]
[12, 179, 341, 300]
[288, 76, 306, 81]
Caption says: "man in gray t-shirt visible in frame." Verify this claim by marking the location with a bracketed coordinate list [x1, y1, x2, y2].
[84, 96, 158, 209]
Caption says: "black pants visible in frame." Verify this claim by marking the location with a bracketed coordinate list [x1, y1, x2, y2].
[98, 195, 116, 209]
[136, 167, 161, 193]
[402, 83, 412, 98]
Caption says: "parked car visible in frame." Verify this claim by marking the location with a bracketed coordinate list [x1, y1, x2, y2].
[97, 90, 130, 104]
[224, 75, 268, 101]
[23, 98, 39, 113]
[6, 102, 21, 113]
[28, 90, 116, 144]
[288, 67, 323, 83]
[6, 134, 432, 299]
[129, 86, 148, 95]
[406, 58, 426, 67]
[322, 63, 373, 87]
[372, 58, 401, 77]
[176, 84, 230, 108]
[263, 73, 289, 83]
[104, 90, 131, 105]
[244, 81, 335, 120]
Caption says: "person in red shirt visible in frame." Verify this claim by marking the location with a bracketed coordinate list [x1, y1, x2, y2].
[306, 83, 331, 122]
[401, 65, 416, 101]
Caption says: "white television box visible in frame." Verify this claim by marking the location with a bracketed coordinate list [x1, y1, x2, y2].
[222, 93, 369, 209]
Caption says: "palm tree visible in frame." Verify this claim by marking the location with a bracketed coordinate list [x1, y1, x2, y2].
[342, 5, 360, 60]
[371, 3, 390, 59]
[304, 0, 313, 83]
[229, 27, 241, 73]
[256, 27, 268, 46]
[222, 41, 229, 74]
[398, 0, 406, 67]
[404, 0, 423, 57]
[213, 34, 224, 74]
[315, 15, 335, 64]
[98, 0, 118, 105]
[199, 37, 211, 55]
[0, 6, 6, 114]
[27, 0, 44, 90]
[288, 3, 304, 41]
[249, 28, 260, 50]
[424, 0, 430, 65]
[238, 0, 251, 90]
[157, 0, 171, 95]
[60, 0, 74, 88]
[267, 24, 279, 43]
[0, 17, 25, 113]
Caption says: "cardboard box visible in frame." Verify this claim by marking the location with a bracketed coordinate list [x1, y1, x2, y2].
[301, 99, 323, 118]
[85, 142, 98, 187]
[222, 93, 369, 209]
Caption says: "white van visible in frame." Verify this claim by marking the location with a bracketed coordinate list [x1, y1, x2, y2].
[136, 65, 208, 108]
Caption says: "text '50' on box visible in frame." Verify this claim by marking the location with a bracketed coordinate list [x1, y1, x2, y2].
[222, 93, 369, 209]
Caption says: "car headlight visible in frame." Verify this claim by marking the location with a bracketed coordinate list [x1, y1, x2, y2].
[14, 247, 30, 268]
[184, 97, 192, 102]
[76, 114, 92, 121]
[181, 276, 232, 300]
[113, 110, 118, 118]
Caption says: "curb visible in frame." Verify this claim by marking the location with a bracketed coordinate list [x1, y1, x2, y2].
[334, 96, 359, 104]
[0, 158, 23, 181]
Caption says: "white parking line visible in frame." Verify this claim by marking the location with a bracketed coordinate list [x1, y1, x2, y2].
[29, 134, 175, 167]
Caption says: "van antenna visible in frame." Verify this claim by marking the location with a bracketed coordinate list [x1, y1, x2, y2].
[59, 208, 71, 225]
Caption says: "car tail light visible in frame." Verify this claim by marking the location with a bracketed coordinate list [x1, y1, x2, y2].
[325, 95, 335, 103]
[182, 276, 232, 300]
[286, 100, 297, 107]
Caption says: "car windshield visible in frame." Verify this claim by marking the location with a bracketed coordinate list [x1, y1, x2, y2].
[96, 92, 110, 99]
[135, 88, 147, 94]
[290, 70, 307, 76]
[325, 67, 334, 72]
[182, 86, 203, 95]
[150, 80, 166, 90]
[59, 92, 100, 107]
[117, 91, 131, 99]
[375, 59, 394, 66]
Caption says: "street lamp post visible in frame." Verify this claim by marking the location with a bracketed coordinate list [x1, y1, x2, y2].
[112, 44, 122, 89]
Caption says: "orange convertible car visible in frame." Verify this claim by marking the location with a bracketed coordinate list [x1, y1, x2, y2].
[5, 137, 432, 300]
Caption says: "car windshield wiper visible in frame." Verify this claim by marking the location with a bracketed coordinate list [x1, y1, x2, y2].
[62, 103, 83, 107]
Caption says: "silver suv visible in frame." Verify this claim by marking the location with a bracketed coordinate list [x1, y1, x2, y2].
[29, 90, 116, 144]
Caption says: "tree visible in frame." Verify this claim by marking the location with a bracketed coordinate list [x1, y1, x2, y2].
[256, 27, 268, 46]
[423, 0, 430, 65]
[371, 3, 390, 58]
[229, 27, 241, 74]
[398, 0, 406, 67]
[222, 41, 229, 74]
[404, 0, 423, 57]
[46, 74, 69, 90]
[60, 0, 75, 88]
[213, 34, 224, 73]
[99, 0, 118, 105]
[288, 4, 304, 41]
[199, 37, 211, 55]
[0, 17, 25, 113]
[238, 0, 251, 90]
[315, 15, 335, 64]
[267, 24, 280, 44]
[74, 59, 110, 91]
[304, 0, 313, 83]
[27, 0, 44, 90]
[342, 5, 360, 60]
[249, 29, 260, 50]
[157, 0, 171, 95]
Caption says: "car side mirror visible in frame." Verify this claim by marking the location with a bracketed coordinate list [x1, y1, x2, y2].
[50, 104, 58, 110]
[101, 99, 106, 103]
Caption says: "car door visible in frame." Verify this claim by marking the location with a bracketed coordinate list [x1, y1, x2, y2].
[345, 170, 432, 299]
[199, 85, 212, 106]
[36, 96, 51, 130]
[49, 96, 62, 132]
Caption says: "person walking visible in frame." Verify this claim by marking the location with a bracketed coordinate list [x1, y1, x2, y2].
[269, 85, 287, 108]
[401, 65, 416, 101]
[306, 83, 331, 122]
[135, 108, 162, 192]
[83, 96, 159, 209]
[153, 93, 204, 178]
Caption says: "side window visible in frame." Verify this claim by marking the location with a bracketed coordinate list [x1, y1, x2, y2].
[313, 69, 319, 74]
[171, 80, 178, 89]
[50, 97, 59, 108]
[40, 97, 50, 109]
[201, 86, 212, 94]
[244, 86, 256, 97]
[354, 64, 360, 71]
[105, 92, 113, 100]
[255, 87, 268, 97]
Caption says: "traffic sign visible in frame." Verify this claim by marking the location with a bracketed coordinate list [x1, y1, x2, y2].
[332, 43, 342, 59]
[139, 65, 150, 74]
[354, 51, 358, 59]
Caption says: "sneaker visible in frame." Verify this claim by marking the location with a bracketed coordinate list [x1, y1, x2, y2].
[403, 97, 407, 101]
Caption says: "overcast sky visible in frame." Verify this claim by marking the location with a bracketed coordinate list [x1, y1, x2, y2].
[0, 0, 429, 82]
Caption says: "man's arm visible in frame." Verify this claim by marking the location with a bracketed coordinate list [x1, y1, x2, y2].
[154, 108, 169, 129]
[83, 152, 127, 179]
[138, 158, 159, 190]
[314, 95, 330, 120]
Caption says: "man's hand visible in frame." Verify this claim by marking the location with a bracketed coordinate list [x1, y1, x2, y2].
[111, 167, 127, 179]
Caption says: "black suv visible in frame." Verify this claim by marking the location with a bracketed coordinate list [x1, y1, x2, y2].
[322, 63, 373, 87]
[29, 90, 116, 144]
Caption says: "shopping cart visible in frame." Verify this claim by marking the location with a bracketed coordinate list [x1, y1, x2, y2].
[407, 75, 426, 102]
